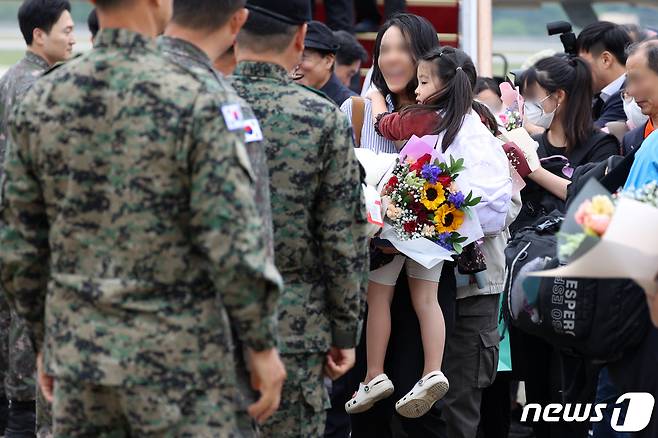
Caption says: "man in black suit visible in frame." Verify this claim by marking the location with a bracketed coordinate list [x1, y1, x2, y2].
[577, 22, 632, 129]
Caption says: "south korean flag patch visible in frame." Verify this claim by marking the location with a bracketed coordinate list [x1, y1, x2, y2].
[243, 118, 264, 143]
[221, 103, 244, 131]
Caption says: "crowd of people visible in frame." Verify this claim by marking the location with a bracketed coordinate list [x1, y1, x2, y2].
[1, 0, 658, 438]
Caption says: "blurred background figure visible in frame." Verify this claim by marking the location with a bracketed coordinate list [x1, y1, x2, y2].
[87, 8, 98, 43]
[474, 76, 504, 115]
[296, 21, 356, 106]
[623, 23, 652, 44]
[334, 30, 368, 90]
[310, 0, 354, 33]
[354, 0, 406, 32]
[576, 21, 632, 128]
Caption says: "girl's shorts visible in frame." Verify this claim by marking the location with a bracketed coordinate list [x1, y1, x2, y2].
[369, 255, 443, 286]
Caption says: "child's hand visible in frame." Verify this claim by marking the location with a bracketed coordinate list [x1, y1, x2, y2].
[366, 88, 388, 123]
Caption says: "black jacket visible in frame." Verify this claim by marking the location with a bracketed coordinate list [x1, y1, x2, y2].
[320, 73, 357, 107]
[594, 84, 627, 129]
[511, 129, 620, 235]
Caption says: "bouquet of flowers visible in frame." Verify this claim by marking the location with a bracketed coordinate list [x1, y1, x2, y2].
[559, 181, 658, 260]
[531, 179, 658, 296]
[499, 82, 525, 131]
[381, 153, 480, 254]
[623, 181, 658, 207]
[499, 108, 523, 132]
[559, 194, 615, 259]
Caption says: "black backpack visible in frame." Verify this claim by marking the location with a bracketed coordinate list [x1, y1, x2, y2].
[502, 212, 651, 363]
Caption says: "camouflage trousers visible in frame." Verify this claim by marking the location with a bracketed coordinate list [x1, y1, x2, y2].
[52, 379, 243, 437]
[0, 291, 36, 401]
[260, 353, 329, 438]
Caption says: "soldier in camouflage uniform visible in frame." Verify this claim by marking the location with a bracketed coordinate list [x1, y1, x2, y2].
[0, 0, 286, 435]
[158, 0, 276, 435]
[0, 1, 75, 436]
[233, 1, 369, 436]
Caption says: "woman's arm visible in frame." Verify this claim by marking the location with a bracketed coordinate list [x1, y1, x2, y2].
[527, 166, 570, 201]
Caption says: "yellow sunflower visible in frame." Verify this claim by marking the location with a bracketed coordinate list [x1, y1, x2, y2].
[420, 182, 445, 211]
[434, 204, 465, 234]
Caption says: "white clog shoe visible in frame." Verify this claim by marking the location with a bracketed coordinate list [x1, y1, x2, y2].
[395, 370, 449, 418]
[345, 373, 394, 414]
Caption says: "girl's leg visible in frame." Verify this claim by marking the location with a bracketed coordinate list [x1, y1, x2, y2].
[408, 276, 445, 377]
[365, 280, 395, 383]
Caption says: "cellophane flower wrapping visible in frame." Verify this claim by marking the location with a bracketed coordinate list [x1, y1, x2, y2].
[378, 136, 484, 269]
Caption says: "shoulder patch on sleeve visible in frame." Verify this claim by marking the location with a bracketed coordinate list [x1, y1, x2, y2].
[242, 118, 263, 143]
[221, 103, 245, 131]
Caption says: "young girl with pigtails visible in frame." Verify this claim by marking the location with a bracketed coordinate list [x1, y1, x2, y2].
[345, 46, 512, 418]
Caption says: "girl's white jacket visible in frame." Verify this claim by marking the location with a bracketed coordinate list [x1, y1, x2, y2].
[442, 111, 513, 236]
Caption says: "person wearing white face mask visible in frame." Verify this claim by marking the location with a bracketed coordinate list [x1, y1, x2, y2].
[622, 90, 650, 131]
[510, 55, 620, 235]
[510, 55, 622, 438]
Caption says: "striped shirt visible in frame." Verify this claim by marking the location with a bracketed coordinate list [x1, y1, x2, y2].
[340, 95, 398, 154]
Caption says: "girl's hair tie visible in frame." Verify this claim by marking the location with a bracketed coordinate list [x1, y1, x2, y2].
[456, 66, 463, 71]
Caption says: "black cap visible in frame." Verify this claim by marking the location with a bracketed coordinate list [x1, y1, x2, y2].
[305, 21, 340, 53]
[246, 0, 311, 25]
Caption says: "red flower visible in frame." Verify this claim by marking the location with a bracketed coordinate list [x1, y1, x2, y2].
[409, 154, 432, 173]
[403, 221, 418, 234]
[387, 175, 399, 187]
[438, 175, 452, 187]
[409, 200, 422, 213]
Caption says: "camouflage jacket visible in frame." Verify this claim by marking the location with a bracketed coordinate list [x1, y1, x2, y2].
[0, 51, 49, 173]
[0, 29, 282, 387]
[158, 36, 275, 260]
[232, 61, 368, 354]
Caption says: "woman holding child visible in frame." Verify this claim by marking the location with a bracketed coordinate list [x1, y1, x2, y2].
[340, 12, 513, 437]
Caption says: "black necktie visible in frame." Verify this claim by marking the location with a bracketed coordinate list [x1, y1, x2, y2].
[592, 93, 604, 120]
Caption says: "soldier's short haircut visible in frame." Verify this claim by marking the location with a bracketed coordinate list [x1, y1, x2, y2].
[93, 0, 126, 8]
[236, 9, 298, 54]
[18, 0, 71, 45]
[172, 0, 246, 29]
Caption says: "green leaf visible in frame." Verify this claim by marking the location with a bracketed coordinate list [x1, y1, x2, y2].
[453, 243, 463, 254]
